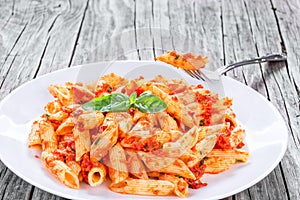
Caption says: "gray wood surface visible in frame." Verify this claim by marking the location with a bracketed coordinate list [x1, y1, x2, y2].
[0, 0, 299, 199]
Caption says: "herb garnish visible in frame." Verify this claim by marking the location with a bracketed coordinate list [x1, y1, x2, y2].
[82, 92, 167, 113]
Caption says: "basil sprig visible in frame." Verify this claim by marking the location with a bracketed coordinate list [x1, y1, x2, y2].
[82, 92, 167, 113]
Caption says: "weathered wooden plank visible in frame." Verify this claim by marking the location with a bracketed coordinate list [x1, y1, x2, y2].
[72, 0, 138, 65]
[0, 0, 89, 99]
[245, 1, 300, 199]
[269, 0, 300, 199]
[272, 0, 300, 89]
[222, 0, 299, 200]
[30, 188, 66, 200]
[134, 0, 155, 60]
[0, 0, 88, 199]
[222, 1, 286, 200]
[0, 170, 33, 200]
[166, 0, 224, 69]
[151, 0, 172, 56]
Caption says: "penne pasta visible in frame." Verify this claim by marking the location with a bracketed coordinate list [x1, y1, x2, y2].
[204, 149, 250, 174]
[108, 143, 128, 184]
[48, 160, 80, 189]
[126, 150, 148, 179]
[90, 121, 118, 162]
[184, 134, 218, 168]
[110, 178, 175, 196]
[39, 120, 57, 152]
[44, 100, 62, 115]
[106, 112, 133, 138]
[28, 56, 249, 198]
[66, 160, 82, 178]
[157, 111, 178, 131]
[48, 84, 73, 106]
[161, 127, 198, 158]
[76, 111, 104, 130]
[46, 110, 69, 124]
[159, 174, 189, 198]
[159, 159, 196, 180]
[74, 127, 91, 161]
[56, 117, 74, 135]
[87, 164, 107, 186]
[28, 120, 42, 147]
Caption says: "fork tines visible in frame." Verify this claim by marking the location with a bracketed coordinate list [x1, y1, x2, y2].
[183, 69, 206, 81]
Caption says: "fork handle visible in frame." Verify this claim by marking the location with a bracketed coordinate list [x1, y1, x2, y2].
[217, 53, 287, 75]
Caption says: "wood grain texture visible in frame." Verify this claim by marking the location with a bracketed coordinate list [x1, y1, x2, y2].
[72, 0, 138, 64]
[0, 0, 89, 100]
[0, 0, 87, 199]
[222, 0, 296, 199]
[270, 0, 300, 199]
[0, 0, 299, 199]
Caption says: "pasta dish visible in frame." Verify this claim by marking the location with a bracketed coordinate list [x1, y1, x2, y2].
[28, 52, 249, 198]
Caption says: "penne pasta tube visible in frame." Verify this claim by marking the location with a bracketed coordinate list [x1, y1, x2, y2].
[138, 151, 176, 171]
[138, 151, 195, 179]
[47, 110, 69, 123]
[76, 112, 104, 130]
[48, 84, 73, 106]
[106, 112, 133, 138]
[161, 126, 198, 158]
[41, 151, 80, 189]
[204, 157, 236, 174]
[132, 109, 148, 122]
[126, 150, 148, 179]
[140, 84, 177, 115]
[48, 160, 80, 189]
[148, 85, 196, 128]
[159, 174, 189, 198]
[41, 151, 55, 168]
[28, 120, 42, 147]
[204, 149, 249, 174]
[109, 143, 128, 184]
[39, 121, 57, 152]
[66, 160, 81, 177]
[44, 100, 62, 115]
[110, 178, 175, 196]
[206, 149, 250, 162]
[88, 164, 107, 186]
[196, 124, 225, 142]
[225, 111, 238, 130]
[159, 159, 196, 180]
[187, 134, 218, 167]
[74, 127, 91, 161]
[56, 117, 74, 135]
[71, 85, 95, 104]
[90, 121, 118, 161]
[156, 111, 178, 131]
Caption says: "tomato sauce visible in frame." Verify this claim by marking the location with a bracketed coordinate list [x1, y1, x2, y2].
[122, 136, 162, 152]
[195, 92, 216, 126]
[95, 83, 112, 97]
[53, 138, 75, 162]
[185, 163, 207, 189]
[80, 153, 102, 183]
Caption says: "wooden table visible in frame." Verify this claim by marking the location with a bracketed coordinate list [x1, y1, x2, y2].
[0, 0, 299, 199]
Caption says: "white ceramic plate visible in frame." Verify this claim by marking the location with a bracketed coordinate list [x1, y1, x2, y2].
[0, 61, 288, 200]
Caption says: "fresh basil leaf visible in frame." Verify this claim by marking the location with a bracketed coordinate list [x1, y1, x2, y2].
[109, 93, 131, 112]
[134, 92, 167, 113]
[129, 92, 137, 104]
[82, 93, 130, 112]
[82, 91, 167, 114]
[82, 95, 111, 112]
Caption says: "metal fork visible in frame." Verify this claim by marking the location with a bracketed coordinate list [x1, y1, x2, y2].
[183, 53, 287, 81]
